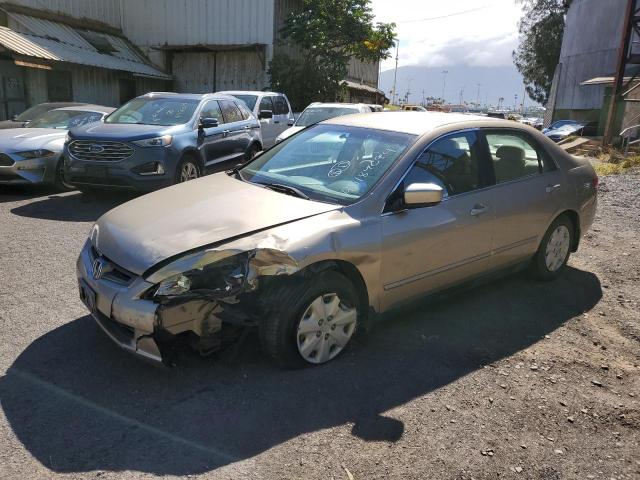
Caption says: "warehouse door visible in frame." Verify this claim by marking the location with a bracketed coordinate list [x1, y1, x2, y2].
[172, 50, 264, 93]
[0, 60, 26, 120]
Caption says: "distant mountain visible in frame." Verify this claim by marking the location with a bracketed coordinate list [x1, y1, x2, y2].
[378, 64, 536, 108]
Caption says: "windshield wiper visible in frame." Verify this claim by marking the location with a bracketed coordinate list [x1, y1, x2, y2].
[260, 182, 310, 200]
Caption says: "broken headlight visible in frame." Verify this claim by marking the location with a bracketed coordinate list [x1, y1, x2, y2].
[153, 252, 250, 299]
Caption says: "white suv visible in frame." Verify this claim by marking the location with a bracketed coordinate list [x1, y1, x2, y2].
[275, 103, 372, 143]
[217, 91, 294, 148]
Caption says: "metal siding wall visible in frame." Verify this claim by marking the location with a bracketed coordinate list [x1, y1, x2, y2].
[555, 0, 626, 110]
[6, 0, 122, 28]
[121, 0, 275, 48]
[172, 50, 266, 93]
[346, 58, 379, 87]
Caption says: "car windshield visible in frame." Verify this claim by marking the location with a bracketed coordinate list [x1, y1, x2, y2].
[15, 104, 53, 122]
[105, 98, 199, 126]
[231, 95, 258, 111]
[296, 107, 360, 127]
[26, 110, 104, 129]
[240, 124, 415, 205]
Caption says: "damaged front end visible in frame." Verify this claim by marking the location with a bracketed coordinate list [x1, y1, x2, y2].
[80, 245, 301, 366]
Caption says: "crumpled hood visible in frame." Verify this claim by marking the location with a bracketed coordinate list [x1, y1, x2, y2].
[0, 128, 66, 153]
[92, 173, 340, 276]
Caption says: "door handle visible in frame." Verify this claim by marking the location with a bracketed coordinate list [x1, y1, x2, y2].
[545, 184, 561, 193]
[223, 130, 230, 137]
[470, 204, 488, 217]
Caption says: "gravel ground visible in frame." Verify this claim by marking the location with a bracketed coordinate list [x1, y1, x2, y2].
[0, 173, 638, 480]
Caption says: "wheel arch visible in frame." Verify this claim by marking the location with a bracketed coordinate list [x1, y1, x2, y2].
[549, 209, 581, 252]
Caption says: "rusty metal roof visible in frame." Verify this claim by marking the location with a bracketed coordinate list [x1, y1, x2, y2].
[0, 13, 171, 79]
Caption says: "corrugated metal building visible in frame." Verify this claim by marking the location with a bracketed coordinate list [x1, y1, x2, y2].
[0, 0, 383, 120]
[550, 0, 627, 133]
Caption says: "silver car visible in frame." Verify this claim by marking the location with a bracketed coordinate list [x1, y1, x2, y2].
[77, 112, 598, 367]
[0, 105, 113, 188]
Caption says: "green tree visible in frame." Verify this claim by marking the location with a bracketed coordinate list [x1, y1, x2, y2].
[513, 0, 569, 105]
[270, 0, 396, 110]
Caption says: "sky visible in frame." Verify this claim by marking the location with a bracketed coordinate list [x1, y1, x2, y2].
[370, 0, 525, 73]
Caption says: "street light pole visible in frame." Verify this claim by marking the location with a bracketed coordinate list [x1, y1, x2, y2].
[392, 40, 400, 106]
[476, 83, 481, 108]
[441, 70, 448, 103]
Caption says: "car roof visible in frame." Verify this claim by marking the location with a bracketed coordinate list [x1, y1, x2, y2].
[52, 105, 115, 114]
[306, 102, 367, 109]
[323, 111, 518, 135]
[138, 92, 237, 102]
[217, 90, 283, 97]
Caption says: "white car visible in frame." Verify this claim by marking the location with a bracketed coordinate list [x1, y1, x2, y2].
[275, 103, 372, 143]
[216, 91, 294, 149]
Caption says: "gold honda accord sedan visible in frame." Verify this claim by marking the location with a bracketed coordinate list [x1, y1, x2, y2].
[77, 112, 598, 367]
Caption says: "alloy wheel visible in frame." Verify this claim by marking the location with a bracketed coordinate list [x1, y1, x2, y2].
[296, 293, 357, 364]
[180, 162, 199, 182]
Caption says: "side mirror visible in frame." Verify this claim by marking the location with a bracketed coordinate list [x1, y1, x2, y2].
[259, 110, 274, 120]
[199, 117, 219, 129]
[404, 183, 443, 207]
[287, 119, 295, 126]
[10, 114, 18, 121]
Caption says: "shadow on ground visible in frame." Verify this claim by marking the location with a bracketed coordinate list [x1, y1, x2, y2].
[0, 267, 601, 475]
[8, 189, 138, 222]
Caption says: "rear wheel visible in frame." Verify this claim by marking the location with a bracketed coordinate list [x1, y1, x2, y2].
[244, 143, 261, 163]
[531, 215, 574, 280]
[175, 156, 201, 184]
[260, 270, 360, 368]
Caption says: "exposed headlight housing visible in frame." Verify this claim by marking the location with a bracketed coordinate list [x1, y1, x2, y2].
[133, 135, 173, 147]
[152, 252, 250, 300]
[16, 149, 56, 159]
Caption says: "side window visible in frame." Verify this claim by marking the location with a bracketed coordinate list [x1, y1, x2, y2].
[200, 100, 223, 123]
[405, 131, 485, 198]
[259, 96, 274, 113]
[485, 132, 555, 184]
[219, 100, 244, 123]
[236, 101, 254, 120]
[273, 96, 289, 115]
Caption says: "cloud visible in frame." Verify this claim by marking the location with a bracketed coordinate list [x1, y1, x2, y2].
[371, 0, 524, 71]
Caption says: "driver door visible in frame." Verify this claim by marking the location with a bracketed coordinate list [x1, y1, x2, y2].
[380, 131, 495, 310]
[258, 96, 278, 148]
[197, 99, 226, 168]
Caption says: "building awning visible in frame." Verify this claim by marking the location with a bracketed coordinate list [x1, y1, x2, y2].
[0, 13, 171, 80]
[342, 80, 383, 95]
[580, 76, 632, 86]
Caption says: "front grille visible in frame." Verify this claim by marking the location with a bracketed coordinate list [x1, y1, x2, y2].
[89, 245, 136, 286]
[69, 140, 134, 162]
[0, 153, 14, 166]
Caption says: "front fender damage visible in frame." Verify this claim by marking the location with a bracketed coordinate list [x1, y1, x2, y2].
[152, 248, 300, 364]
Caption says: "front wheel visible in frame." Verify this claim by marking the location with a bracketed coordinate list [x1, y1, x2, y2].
[531, 215, 574, 281]
[244, 143, 261, 163]
[175, 157, 201, 184]
[260, 270, 360, 368]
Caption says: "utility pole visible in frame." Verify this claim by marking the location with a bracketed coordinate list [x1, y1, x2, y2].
[392, 40, 400, 106]
[459, 86, 465, 106]
[603, 0, 635, 145]
[514, 94, 518, 111]
[422, 89, 425, 107]
[476, 83, 481, 108]
[441, 70, 448, 104]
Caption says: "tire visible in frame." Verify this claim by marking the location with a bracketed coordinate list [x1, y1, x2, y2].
[53, 160, 75, 191]
[530, 215, 574, 281]
[244, 143, 261, 163]
[260, 270, 360, 368]
[174, 156, 201, 184]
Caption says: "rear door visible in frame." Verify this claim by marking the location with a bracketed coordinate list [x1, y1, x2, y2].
[258, 95, 278, 148]
[217, 99, 248, 165]
[480, 129, 564, 269]
[380, 130, 495, 310]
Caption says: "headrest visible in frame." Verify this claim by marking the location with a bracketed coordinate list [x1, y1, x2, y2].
[495, 145, 525, 163]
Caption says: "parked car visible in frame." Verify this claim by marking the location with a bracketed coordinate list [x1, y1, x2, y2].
[77, 112, 597, 368]
[0, 102, 85, 130]
[64, 93, 261, 193]
[0, 105, 113, 189]
[542, 119, 580, 134]
[487, 111, 507, 119]
[544, 121, 598, 143]
[402, 105, 427, 112]
[275, 102, 372, 143]
[366, 104, 384, 112]
[216, 90, 294, 148]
